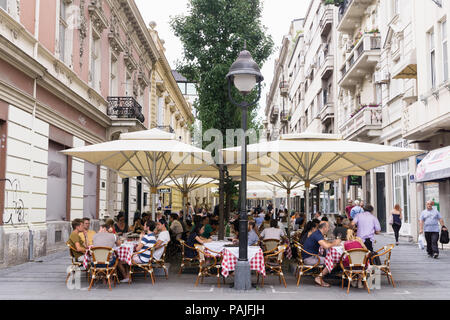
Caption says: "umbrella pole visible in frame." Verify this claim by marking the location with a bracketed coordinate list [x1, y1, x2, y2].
[151, 187, 157, 221]
[286, 188, 291, 238]
[305, 181, 311, 221]
[182, 192, 188, 221]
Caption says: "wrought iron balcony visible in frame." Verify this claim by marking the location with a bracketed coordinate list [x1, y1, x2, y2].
[338, 0, 373, 33]
[279, 81, 289, 97]
[157, 125, 175, 133]
[107, 97, 145, 123]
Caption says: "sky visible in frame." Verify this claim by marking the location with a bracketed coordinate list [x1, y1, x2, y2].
[135, 0, 309, 120]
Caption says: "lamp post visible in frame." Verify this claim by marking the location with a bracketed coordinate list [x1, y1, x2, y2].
[226, 46, 263, 290]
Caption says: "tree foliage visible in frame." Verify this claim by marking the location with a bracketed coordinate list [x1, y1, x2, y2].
[170, 0, 274, 142]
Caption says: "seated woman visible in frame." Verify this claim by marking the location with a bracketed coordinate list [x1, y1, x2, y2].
[260, 219, 286, 241]
[258, 214, 272, 233]
[185, 224, 212, 258]
[342, 229, 368, 288]
[129, 212, 144, 234]
[298, 220, 319, 245]
[114, 212, 129, 236]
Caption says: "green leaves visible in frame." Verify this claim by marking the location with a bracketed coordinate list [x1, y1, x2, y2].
[170, 0, 274, 142]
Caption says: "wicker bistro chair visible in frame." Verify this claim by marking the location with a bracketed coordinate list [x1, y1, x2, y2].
[370, 244, 396, 288]
[258, 244, 288, 288]
[88, 247, 119, 291]
[339, 248, 372, 294]
[151, 244, 169, 280]
[293, 242, 325, 286]
[178, 239, 199, 275]
[66, 243, 89, 284]
[194, 244, 225, 288]
[262, 239, 282, 253]
[129, 248, 155, 285]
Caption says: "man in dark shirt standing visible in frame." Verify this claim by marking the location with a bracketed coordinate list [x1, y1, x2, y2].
[302, 222, 341, 287]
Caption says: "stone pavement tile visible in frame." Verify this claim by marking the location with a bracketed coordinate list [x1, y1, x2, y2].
[0, 234, 448, 300]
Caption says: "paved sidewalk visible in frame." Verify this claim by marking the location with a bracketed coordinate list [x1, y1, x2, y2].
[0, 234, 448, 300]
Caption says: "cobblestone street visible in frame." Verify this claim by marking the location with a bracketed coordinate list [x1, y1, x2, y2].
[0, 234, 447, 300]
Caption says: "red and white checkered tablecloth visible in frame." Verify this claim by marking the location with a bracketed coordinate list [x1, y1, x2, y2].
[221, 247, 265, 278]
[324, 246, 344, 273]
[115, 242, 137, 265]
[82, 242, 137, 269]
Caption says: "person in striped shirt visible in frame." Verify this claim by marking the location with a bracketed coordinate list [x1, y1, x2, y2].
[119, 220, 157, 283]
[134, 220, 157, 264]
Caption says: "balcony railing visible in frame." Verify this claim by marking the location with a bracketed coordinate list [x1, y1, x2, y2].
[339, 105, 382, 140]
[280, 111, 289, 122]
[338, 0, 353, 23]
[337, 0, 373, 33]
[157, 125, 175, 133]
[340, 35, 381, 85]
[270, 106, 279, 123]
[107, 97, 145, 123]
[279, 81, 289, 96]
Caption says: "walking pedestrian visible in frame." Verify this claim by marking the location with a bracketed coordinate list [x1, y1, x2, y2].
[351, 204, 381, 252]
[350, 200, 364, 219]
[345, 199, 354, 220]
[389, 204, 402, 245]
[420, 200, 447, 259]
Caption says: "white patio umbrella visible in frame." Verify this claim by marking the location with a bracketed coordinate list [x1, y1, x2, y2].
[61, 128, 214, 220]
[221, 132, 423, 219]
[160, 175, 218, 219]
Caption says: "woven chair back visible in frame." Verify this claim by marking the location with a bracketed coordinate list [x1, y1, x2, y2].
[91, 247, 112, 264]
[346, 249, 369, 267]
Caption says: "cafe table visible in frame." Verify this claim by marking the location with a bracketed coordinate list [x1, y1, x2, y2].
[323, 245, 344, 273]
[82, 241, 138, 269]
[221, 246, 265, 278]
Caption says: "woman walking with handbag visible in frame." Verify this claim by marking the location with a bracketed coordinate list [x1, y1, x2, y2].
[389, 204, 402, 246]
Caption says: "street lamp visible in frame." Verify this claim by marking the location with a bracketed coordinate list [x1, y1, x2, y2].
[226, 46, 263, 290]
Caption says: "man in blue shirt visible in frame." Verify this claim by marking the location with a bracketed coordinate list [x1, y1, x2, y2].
[350, 200, 364, 219]
[420, 200, 447, 259]
[247, 221, 260, 246]
[302, 222, 341, 287]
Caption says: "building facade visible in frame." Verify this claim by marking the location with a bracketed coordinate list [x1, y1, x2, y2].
[0, 0, 193, 267]
[265, 0, 450, 241]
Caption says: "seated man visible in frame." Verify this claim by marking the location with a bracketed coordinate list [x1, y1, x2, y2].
[79, 217, 96, 247]
[302, 222, 341, 287]
[333, 216, 348, 240]
[169, 214, 184, 241]
[120, 220, 157, 283]
[67, 219, 87, 263]
[260, 219, 286, 241]
[201, 216, 213, 239]
[153, 219, 171, 260]
[92, 224, 120, 269]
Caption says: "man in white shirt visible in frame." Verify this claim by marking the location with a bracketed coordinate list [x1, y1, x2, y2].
[153, 219, 170, 260]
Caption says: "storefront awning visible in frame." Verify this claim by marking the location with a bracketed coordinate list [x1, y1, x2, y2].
[392, 49, 417, 79]
[415, 146, 450, 182]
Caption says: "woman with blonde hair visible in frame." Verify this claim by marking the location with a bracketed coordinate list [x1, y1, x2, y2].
[342, 229, 367, 288]
[390, 204, 402, 245]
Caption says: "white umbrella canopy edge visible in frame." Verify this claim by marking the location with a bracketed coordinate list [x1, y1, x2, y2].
[221, 133, 423, 220]
[60, 128, 214, 220]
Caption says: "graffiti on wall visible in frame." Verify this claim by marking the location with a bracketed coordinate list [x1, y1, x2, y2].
[2, 178, 26, 225]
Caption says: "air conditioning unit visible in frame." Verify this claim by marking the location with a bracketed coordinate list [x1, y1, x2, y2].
[374, 71, 390, 84]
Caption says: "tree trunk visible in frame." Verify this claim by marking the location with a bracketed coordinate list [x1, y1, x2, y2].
[225, 190, 232, 223]
[218, 164, 225, 240]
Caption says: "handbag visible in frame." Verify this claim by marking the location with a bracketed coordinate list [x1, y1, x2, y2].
[440, 227, 449, 244]
[388, 215, 393, 225]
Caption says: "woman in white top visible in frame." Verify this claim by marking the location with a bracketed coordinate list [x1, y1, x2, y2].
[260, 219, 286, 241]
